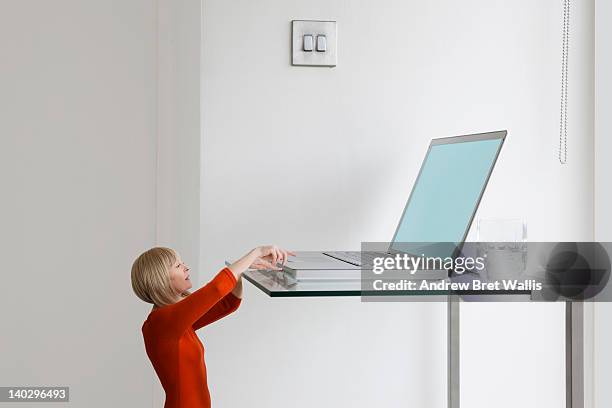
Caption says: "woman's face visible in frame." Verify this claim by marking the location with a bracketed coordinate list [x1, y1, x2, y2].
[169, 252, 192, 295]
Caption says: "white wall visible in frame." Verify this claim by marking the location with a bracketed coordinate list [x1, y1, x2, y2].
[594, 0, 612, 407]
[0, 1, 157, 407]
[199, 1, 594, 407]
[157, 0, 202, 269]
[0, 1, 597, 407]
[155, 0, 203, 404]
[594, 2, 612, 242]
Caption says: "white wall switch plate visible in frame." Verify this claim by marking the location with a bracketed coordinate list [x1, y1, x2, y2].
[292, 20, 337, 67]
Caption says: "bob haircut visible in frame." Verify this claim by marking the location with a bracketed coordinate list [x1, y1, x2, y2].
[131, 247, 190, 307]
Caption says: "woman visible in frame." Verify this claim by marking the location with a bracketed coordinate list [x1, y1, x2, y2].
[131, 245, 293, 408]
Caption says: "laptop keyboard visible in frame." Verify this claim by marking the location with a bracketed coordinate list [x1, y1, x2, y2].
[323, 251, 388, 266]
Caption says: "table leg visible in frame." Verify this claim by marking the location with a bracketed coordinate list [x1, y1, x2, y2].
[447, 299, 583, 408]
[566, 301, 584, 408]
[448, 295, 460, 408]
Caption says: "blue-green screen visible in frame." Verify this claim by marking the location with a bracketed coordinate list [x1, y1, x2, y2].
[391, 138, 502, 255]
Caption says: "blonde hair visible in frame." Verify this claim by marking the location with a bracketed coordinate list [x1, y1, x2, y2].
[131, 247, 189, 307]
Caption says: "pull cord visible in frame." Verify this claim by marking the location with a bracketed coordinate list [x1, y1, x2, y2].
[559, 0, 570, 165]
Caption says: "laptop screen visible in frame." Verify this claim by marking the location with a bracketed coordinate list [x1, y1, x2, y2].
[390, 132, 505, 257]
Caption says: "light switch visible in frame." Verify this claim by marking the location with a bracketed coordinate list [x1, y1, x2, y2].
[303, 34, 314, 52]
[316, 35, 327, 52]
[291, 20, 337, 67]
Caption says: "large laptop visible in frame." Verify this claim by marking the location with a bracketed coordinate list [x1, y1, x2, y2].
[284, 130, 507, 274]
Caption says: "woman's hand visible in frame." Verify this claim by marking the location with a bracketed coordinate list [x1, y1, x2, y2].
[249, 257, 279, 271]
[227, 245, 296, 279]
[254, 245, 295, 269]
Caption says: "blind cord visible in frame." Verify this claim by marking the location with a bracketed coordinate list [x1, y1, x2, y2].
[559, 0, 570, 164]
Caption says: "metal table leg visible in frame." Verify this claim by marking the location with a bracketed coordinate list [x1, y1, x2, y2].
[566, 301, 584, 408]
[448, 295, 460, 408]
[447, 299, 583, 408]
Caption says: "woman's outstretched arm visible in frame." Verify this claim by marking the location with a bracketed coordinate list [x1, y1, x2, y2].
[161, 246, 293, 335]
[192, 278, 243, 330]
[190, 246, 293, 330]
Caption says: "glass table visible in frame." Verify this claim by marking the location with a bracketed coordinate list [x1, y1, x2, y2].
[241, 269, 584, 408]
[241, 269, 532, 298]
[242, 269, 451, 297]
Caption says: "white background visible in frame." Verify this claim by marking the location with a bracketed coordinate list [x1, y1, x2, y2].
[0, 1, 157, 407]
[594, 0, 612, 407]
[198, 1, 592, 408]
[1, 0, 609, 407]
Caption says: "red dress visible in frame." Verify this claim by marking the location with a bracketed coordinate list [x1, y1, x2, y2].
[142, 267, 241, 407]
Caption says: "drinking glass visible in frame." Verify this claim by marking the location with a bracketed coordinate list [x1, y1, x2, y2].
[476, 218, 527, 281]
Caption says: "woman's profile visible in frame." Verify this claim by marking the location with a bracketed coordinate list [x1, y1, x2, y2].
[131, 245, 293, 408]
